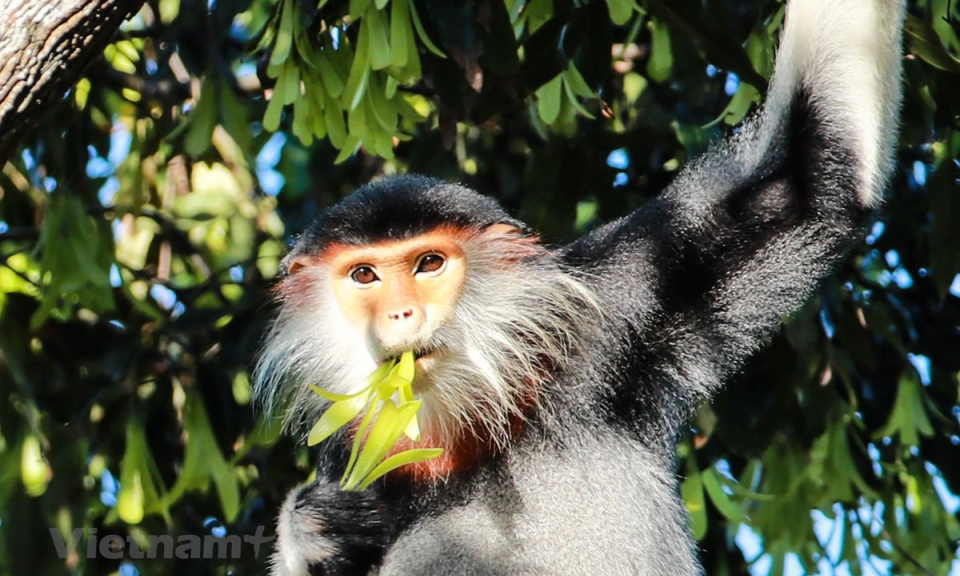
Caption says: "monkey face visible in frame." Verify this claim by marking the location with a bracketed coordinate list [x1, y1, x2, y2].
[257, 221, 599, 448]
[291, 230, 468, 370]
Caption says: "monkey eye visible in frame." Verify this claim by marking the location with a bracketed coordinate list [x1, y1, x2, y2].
[350, 266, 379, 285]
[416, 254, 445, 274]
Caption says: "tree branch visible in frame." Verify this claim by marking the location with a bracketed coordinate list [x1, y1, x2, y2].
[0, 0, 144, 164]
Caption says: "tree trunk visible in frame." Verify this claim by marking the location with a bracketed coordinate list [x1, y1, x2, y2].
[0, 0, 142, 165]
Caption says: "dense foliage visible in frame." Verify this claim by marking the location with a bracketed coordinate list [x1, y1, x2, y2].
[0, 0, 958, 574]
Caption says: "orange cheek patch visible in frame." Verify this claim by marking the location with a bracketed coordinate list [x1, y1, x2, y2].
[334, 282, 377, 326]
[417, 267, 466, 309]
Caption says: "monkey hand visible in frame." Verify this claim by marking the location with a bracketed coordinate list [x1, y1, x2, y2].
[270, 480, 391, 576]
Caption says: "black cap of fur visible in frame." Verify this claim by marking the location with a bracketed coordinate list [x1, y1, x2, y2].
[285, 175, 527, 270]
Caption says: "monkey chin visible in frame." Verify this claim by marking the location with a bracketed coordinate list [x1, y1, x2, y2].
[410, 351, 443, 391]
[406, 343, 444, 373]
[414, 354, 437, 370]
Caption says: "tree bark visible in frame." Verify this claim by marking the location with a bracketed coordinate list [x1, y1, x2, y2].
[0, 0, 143, 165]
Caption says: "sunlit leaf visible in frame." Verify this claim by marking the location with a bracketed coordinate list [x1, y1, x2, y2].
[358, 448, 444, 489]
[681, 457, 707, 540]
[20, 435, 49, 498]
[270, 0, 295, 67]
[307, 391, 373, 446]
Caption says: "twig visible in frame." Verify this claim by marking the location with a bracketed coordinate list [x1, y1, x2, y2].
[880, 529, 937, 576]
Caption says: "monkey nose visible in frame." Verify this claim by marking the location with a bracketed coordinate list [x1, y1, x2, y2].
[378, 306, 425, 344]
[384, 303, 424, 326]
[387, 308, 415, 321]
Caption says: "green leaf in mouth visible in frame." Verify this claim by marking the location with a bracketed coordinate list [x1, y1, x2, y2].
[309, 351, 444, 490]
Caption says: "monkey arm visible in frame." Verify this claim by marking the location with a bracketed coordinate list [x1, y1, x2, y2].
[563, 0, 905, 420]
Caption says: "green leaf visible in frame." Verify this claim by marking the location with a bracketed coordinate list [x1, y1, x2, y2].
[397, 351, 415, 382]
[210, 457, 240, 522]
[390, 0, 411, 68]
[334, 135, 363, 163]
[291, 95, 313, 145]
[304, 73, 326, 109]
[563, 64, 595, 99]
[327, 355, 438, 489]
[184, 79, 218, 156]
[263, 87, 286, 131]
[218, 76, 252, 152]
[342, 25, 372, 110]
[366, 6, 392, 70]
[281, 62, 302, 105]
[325, 98, 348, 148]
[744, 16, 778, 80]
[270, 0, 295, 67]
[536, 73, 563, 124]
[307, 391, 373, 446]
[681, 458, 708, 540]
[371, 130, 395, 159]
[646, 17, 673, 83]
[622, 72, 647, 104]
[310, 384, 368, 402]
[905, 14, 960, 72]
[672, 118, 708, 154]
[644, 0, 767, 90]
[562, 74, 595, 119]
[348, 103, 369, 137]
[358, 448, 444, 489]
[409, 0, 446, 57]
[401, 393, 420, 440]
[366, 78, 399, 131]
[161, 394, 240, 521]
[349, 0, 371, 17]
[20, 435, 49, 497]
[159, 0, 180, 23]
[341, 396, 380, 485]
[118, 421, 169, 524]
[826, 419, 879, 500]
[606, 0, 637, 26]
[117, 469, 145, 525]
[702, 468, 745, 522]
[316, 51, 345, 97]
[715, 465, 775, 502]
[875, 375, 935, 446]
[33, 194, 115, 328]
[703, 81, 760, 128]
[385, 75, 399, 98]
[343, 400, 421, 490]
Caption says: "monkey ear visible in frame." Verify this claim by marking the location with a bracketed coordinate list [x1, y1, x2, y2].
[482, 223, 525, 238]
[285, 255, 311, 276]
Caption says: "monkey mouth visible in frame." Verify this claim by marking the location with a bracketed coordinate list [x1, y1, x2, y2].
[378, 344, 445, 364]
[413, 344, 445, 360]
